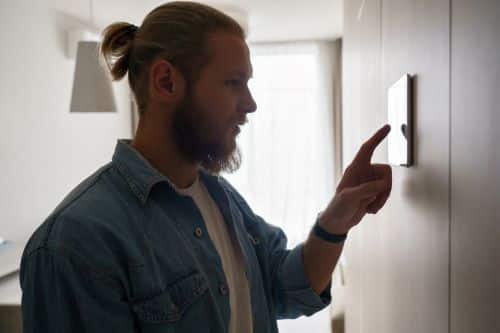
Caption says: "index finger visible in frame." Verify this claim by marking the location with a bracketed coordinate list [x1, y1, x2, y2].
[354, 124, 391, 164]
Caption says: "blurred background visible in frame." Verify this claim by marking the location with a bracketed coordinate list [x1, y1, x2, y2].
[0, 0, 498, 332]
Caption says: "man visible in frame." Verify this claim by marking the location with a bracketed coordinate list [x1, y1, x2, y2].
[20, 2, 392, 332]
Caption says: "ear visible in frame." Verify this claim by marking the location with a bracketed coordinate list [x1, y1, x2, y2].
[148, 59, 186, 104]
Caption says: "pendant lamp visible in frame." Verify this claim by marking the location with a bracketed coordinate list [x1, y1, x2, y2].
[69, 0, 116, 113]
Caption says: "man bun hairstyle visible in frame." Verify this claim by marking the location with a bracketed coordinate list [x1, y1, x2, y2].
[100, 1, 246, 115]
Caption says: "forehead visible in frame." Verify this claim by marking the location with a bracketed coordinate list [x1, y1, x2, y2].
[204, 32, 252, 77]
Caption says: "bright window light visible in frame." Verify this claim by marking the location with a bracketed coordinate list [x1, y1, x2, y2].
[223, 42, 337, 250]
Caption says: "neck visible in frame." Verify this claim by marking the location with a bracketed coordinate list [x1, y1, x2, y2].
[130, 115, 200, 189]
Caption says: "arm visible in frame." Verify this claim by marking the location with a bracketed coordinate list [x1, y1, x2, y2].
[303, 125, 393, 294]
[303, 220, 344, 295]
[251, 215, 332, 319]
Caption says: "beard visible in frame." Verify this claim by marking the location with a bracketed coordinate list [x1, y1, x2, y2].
[171, 83, 242, 175]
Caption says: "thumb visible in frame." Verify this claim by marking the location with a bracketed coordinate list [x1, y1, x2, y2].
[345, 179, 385, 201]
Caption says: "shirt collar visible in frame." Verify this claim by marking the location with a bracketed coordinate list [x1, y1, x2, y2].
[111, 139, 222, 205]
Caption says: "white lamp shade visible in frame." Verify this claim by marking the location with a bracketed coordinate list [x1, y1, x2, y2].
[70, 41, 116, 113]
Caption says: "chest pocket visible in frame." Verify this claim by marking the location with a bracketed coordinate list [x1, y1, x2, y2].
[132, 271, 210, 331]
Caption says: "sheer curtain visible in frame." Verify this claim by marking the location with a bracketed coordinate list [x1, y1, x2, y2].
[222, 40, 342, 333]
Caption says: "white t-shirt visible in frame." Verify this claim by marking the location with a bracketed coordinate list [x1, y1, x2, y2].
[166, 174, 253, 333]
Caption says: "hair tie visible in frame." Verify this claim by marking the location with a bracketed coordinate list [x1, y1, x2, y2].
[127, 24, 139, 35]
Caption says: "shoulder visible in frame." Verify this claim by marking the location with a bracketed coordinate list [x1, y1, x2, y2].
[22, 162, 143, 271]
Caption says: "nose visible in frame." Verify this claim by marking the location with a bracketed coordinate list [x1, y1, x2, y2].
[243, 87, 257, 114]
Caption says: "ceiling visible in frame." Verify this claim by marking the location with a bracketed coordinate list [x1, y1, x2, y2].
[52, 0, 343, 43]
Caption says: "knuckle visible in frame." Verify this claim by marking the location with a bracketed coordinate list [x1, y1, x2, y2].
[336, 190, 348, 202]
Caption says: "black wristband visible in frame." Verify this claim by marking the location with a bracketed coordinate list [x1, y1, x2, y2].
[312, 220, 347, 243]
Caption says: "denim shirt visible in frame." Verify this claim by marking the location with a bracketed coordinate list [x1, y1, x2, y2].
[20, 139, 331, 333]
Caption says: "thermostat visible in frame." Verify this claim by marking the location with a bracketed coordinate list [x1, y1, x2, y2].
[388, 74, 413, 167]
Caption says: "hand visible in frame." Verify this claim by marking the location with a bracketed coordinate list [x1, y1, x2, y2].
[319, 125, 393, 234]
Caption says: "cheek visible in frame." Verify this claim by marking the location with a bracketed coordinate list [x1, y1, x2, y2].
[200, 99, 237, 129]
[194, 83, 239, 130]
[192, 103, 230, 137]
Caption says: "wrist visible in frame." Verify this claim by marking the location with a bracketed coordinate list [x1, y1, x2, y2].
[312, 213, 348, 244]
[316, 211, 350, 235]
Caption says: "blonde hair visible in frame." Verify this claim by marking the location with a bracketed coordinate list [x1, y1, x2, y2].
[100, 1, 245, 115]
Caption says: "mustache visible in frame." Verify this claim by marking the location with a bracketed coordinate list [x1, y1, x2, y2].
[235, 118, 248, 126]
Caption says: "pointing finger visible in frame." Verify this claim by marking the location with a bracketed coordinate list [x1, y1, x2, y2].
[354, 124, 391, 165]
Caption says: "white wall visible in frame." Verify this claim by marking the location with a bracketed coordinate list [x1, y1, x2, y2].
[450, 0, 500, 331]
[343, 0, 451, 332]
[0, 0, 132, 241]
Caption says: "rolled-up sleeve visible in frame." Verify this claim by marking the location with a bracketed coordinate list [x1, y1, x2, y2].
[20, 244, 135, 333]
[256, 218, 332, 319]
[277, 241, 331, 318]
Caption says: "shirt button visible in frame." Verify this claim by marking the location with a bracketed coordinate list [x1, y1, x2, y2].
[219, 284, 228, 295]
[194, 227, 203, 238]
[248, 233, 260, 245]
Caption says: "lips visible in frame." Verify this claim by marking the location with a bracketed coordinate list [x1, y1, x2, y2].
[233, 125, 241, 135]
[232, 119, 246, 133]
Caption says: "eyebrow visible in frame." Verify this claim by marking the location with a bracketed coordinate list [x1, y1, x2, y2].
[230, 71, 253, 80]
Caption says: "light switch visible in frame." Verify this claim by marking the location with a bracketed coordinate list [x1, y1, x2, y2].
[388, 74, 413, 167]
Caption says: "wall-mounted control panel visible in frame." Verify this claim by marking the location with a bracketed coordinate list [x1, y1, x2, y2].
[388, 74, 413, 167]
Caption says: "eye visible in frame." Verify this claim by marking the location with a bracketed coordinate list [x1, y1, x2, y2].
[226, 79, 242, 87]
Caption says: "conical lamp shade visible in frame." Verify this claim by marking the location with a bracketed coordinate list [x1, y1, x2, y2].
[70, 41, 116, 112]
